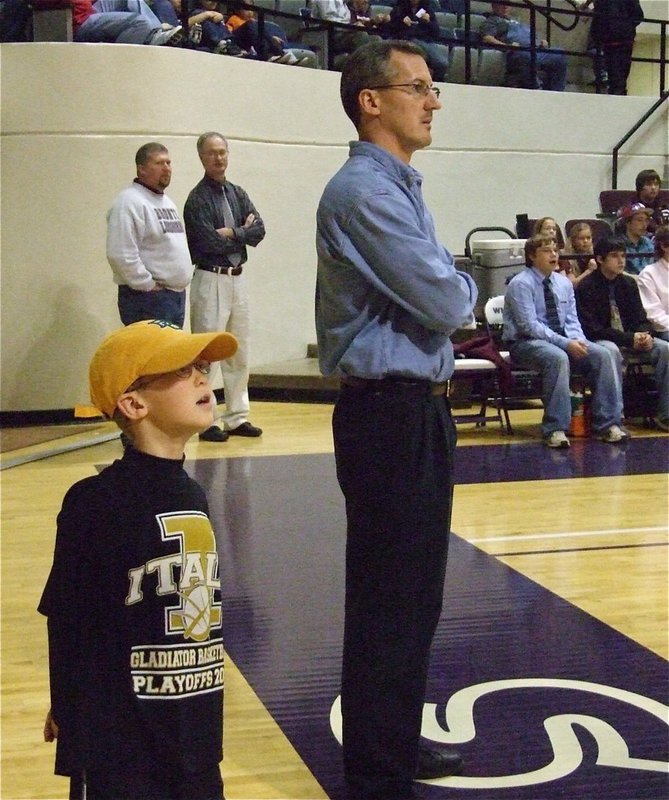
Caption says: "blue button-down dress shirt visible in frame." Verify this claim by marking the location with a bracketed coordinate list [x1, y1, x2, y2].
[315, 141, 477, 382]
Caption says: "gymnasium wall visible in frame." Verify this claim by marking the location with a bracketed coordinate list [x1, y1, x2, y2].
[1, 42, 667, 412]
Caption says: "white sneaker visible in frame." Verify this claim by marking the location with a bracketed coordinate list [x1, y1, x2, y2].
[149, 25, 183, 46]
[544, 431, 570, 448]
[598, 424, 630, 443]
[189, 22, 203, 44]
[269, 51, 298, 65]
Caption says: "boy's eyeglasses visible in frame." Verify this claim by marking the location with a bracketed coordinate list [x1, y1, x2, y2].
[128, 360, 211, 391]
[367, 82, 441, 99]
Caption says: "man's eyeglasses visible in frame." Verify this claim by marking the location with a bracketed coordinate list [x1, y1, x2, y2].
[128, 360, 211, 391]
[367, 82, 441, 99]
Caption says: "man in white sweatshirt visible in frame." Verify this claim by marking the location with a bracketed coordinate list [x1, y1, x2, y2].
[106, 142, 192, 327]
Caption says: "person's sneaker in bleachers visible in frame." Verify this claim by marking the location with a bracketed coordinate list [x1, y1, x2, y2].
[214, 39, 247, 57]
[189, 22, 203, 44]
[296, 53, 317, 67]
[149, 25, 183, 46]
[269, 50, 298, 65]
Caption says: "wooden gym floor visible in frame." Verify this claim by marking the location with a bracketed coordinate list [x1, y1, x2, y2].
[1, 401, 667, 799]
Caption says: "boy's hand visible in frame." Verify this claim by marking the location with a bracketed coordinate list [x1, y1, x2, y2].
[43, 709, 59, 742]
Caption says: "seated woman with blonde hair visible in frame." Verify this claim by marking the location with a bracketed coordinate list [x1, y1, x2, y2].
[559, 222, 598, 286]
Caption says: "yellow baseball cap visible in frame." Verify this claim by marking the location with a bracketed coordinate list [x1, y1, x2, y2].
[89, 320, 238, 418]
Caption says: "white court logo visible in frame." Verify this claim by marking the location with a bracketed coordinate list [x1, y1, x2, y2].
[329, 678, 669, 789]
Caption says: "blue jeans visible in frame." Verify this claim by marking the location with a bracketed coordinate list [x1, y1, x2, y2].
[118, 285, 186, 328]
[75, 12, 154, 43]
[75, 0, 162, 43]
[508, 48, 567, 91]
[511, 339, 623, 435]
[608, 339, 669, 423]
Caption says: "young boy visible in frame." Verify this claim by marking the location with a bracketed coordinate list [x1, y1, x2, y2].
[503, 235, 627, 446]
[617, 202, 655, 275]
[634, 169, 669, 234]
[40, 319, 238, 800]
[576, 235, 669, 431]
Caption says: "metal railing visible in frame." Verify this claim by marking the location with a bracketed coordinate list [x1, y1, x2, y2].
[611, 90, 669, 189]
[179, 0, 667, 95]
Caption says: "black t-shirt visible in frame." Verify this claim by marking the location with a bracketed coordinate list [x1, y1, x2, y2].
[39, 448, 224, 784]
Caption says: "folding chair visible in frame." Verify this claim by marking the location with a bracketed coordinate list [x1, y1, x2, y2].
[481, 295, 544, 433]
[564, 218, 612, 244]
[31, 0, 73, 41]
[449, 301, 515, 433]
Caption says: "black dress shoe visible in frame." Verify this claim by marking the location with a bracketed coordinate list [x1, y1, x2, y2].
[228, 421, 263, 437]
[415, 745, 463, 779]
[198, 426, 230, 442]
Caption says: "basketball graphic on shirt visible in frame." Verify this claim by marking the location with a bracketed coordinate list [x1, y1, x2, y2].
[179, 583, 211, 640]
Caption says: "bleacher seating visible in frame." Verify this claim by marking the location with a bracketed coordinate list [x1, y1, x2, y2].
[446, 45, 472, 83]
[475, 46, 505, 85]
[600, 189, 669, 215]
[564, 218, 612, 243]
[20, 0, 666, 94]
[31, 0, 73, 41]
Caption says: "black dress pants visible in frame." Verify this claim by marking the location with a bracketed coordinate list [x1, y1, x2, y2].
[333, 380, 456, 800]
[603, 40, 634, 95]
[69, 764, 224, 800]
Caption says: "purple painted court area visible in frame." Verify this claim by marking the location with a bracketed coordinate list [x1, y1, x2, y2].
[453, 436, 669, 484]
[188, 441, 668, 800]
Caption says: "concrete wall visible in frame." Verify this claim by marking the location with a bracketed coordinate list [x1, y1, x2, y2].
[1, 42, 667, 412]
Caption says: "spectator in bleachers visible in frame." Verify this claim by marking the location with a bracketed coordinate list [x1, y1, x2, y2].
[616, 202, 654, 275]
[503, 235, 627, 447]
[558, 221, 598, 286]
[226, 0, 318, 65]
[634, 169, 669, 234]
[350, 0, 392, 33]
[480, 1, 567, 91]
[1, 0, 31, 41]
[576, 235, 669, 432]
[311, 0, 377, 57]
[637, 225, 669, 343]
[386, 0, 449, 80]
[73, 0, 183, 44]
[187, 0, 248, 55]
[584, 0, 644, 95]
[152, 0, 233, 41]
[532, 216, 565, 248]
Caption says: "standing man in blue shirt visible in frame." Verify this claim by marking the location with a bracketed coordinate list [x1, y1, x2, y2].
[316, 40, 477, 800]
[503, 235, 627, 447]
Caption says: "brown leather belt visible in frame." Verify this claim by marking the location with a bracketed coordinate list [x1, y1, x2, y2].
[197, 264, 242, 275]
[340, 375, 447, 396]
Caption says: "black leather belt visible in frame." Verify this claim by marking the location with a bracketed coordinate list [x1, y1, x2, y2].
[340, 375, 447, 396]
[196, 265, 243, 275]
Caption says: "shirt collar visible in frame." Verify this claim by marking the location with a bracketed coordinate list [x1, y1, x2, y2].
[203, 174, 227, 192]
[529, 266, 552, 284]
[349, 140, 423, 188]
[133, 178, 164, 195]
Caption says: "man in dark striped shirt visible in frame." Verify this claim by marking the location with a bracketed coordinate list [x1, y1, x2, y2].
[184, 132, 266, 443]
